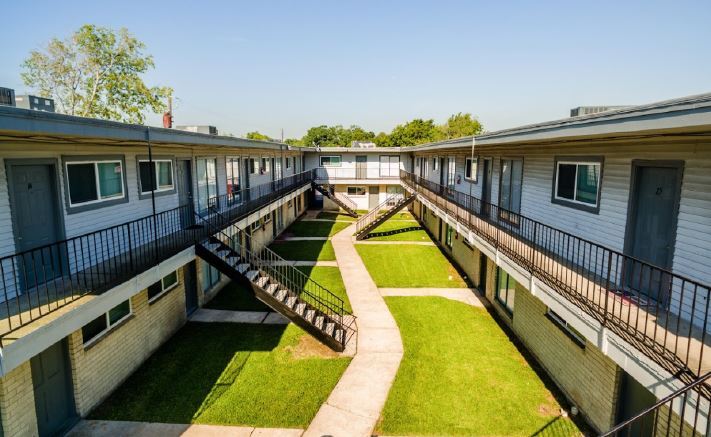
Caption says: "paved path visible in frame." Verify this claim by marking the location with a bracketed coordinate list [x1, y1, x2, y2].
[267, 260, 338, 267]
[379, 287, 485, 307]
[190, 308, 289, 324]
[304, 224, 403, 437]
[354, 240, 435, 246]
[300, 218, 353, 223]
[68, 420, 303, 437]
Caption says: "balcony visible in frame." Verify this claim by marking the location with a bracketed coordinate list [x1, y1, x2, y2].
[400, 170, 711, 391]
[313, 167, 400, 183]
[0, 171, 314, 346]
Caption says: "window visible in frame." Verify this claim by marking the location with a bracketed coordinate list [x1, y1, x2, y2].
[432, 157, 439, 172]
[263, 213, 272, 224]
[553, 158, 602, 212]
[287, 199, 293, 208]
[320, 156, 342, 167]
[496, 267, 516, 314]
[261, 157, 271, 174]
[82, 299, 131, 345]
[379, 155, 400, 177]
[250, 218, 262, 231]
[226, 157, 241, 203]
[138, 159, 174, 194]
[445, 224, 454, 248]
[465, 157, 478, 182]
[446, 156, 456, 188]
[499, 158, 523, 223]
[196, 158, 217, 212]
[347, 186, 366, 196]
[148, 270, 179, 302]
[547, 309, 586, 348]
[66, 160, 125, 207]
[249, 158, 257, 174]
[274, 158, 282, 179]
[285, 157, 291, 169]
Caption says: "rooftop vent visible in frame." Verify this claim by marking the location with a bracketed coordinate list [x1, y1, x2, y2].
[570, 106, 631, 117]
[0, 87, 15, 107]
[175, 125, 218, 135]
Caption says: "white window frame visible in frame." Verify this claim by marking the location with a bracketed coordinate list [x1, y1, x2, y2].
[82, 299, 133, 347]
[249, 158, 258, 174]
[138, 159, 174, 194]
[319, 155, 342, 167]
[347, 186, 367, 196]
[261, 157, 271, 174]
[65, 160, 126, 207]
[432, 157, 439, 172]
[285, 157, 291, 169]
[547, 309, 586, 347]
[465, 157, 478, 182]
[263, 213, 272, 224]
[553, 160, 602, 208]
[149, 270, 180, 303]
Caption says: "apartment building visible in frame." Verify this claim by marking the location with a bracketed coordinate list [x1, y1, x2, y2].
[0, 107, 314, 436]
[396, 93, 711, 434]
[0, 92, 710, 436]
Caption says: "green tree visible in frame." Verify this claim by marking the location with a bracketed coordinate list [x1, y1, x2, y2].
[439, 112, 483, 139]
[246, 131, 272, 141]
[301, 125, 374, 147]
[388, 118, 441, 147]
[284, 138, 304, 146]
[21, 24, 172, 124]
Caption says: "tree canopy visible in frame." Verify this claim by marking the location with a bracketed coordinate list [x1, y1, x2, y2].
[245, 131, 272, 141]
[21, 24, 172, 124]
[288, 113, 482, 147]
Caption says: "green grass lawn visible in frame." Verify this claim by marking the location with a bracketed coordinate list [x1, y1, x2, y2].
[268, 240, 335, 261]
[377, 210, 414, 220]
[366, 219, 429, 242]
[378, 297, 581, 436]
[285, 220, 350, 237]
[205, 281, 270, 311]
[296, 266, 351, 312]
[90, 323, 350, 428]
[356, 244, 467, 287]
[315, 211, 357, 222]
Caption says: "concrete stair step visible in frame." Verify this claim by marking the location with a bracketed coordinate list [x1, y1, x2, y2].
[304, 309, 315, 323]
[295, 303, 307, 315]
[237, 263, 251, 274]
[314, 316, 324, 329]
[255, 276, 269, 288]
[333, 329, 343, 343]
[265, 284, 278, 295]
[285, 296, 297, 309]
[275, 289, 288, 302]
[245, 270, 259, 282]
[205, 242, 222, 252]
[325, 322, 335, 336]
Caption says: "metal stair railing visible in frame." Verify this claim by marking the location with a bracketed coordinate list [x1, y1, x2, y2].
[400, 169, 711, 390]
[600, 371, 711, 436]
[195, 211, 357, 346]
[333, 191, 358, 213]
[355, 192, 408, 237]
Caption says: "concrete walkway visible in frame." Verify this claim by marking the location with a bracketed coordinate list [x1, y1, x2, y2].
[190, 308, 289, 324]
[300, 218, 353, 223]
[304, 224, 403, 437]
[68, 420, 303, 437]
[379, 287, 485, 307]
[353, 240, 435, 246]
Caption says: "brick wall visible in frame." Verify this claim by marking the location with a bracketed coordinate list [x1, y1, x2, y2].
[0, 362, 38, 437]
[67, 266, 187, 416]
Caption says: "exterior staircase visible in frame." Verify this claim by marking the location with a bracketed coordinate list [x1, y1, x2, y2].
[312, 182, 359, 217]
[355, 192, 417, 240]
[195, 220, 355, 352]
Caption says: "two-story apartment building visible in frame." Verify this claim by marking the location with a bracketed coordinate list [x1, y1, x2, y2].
[395, 93, 711, 435]
[0, 92, 710, 436]
[0, 107, 317, 436]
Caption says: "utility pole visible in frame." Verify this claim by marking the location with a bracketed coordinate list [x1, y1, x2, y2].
[281, 128, 284, 142]
[163, 96, 173, 128]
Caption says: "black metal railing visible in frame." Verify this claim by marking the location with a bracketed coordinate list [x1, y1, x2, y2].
[195, 211, 356, 346]
[0, 171, 315, 344]
[355, 192, 405, 236]
[332, 191, 358, 213]
[401, 170, 711, 387]
[313, 167, 399, 180]
[600, 372, 711, 436]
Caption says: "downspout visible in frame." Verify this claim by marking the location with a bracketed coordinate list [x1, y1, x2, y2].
[469, 136, 476, 198]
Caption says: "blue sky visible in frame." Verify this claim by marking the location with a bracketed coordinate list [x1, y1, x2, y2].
[1, 0, 710, 138]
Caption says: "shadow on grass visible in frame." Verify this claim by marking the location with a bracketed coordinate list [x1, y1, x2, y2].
[205, 280, 270, 311]
[530, 415, 583, 436]
[89, 322, 287, 424]
[364, 226, 423, 240]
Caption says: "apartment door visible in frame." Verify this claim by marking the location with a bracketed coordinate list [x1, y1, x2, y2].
[479, 254, 488, 292]
[369, 186, 380, 209]
[624, 161, 682, 303]
[243, 159, 252, 202]
[184, 261, 198, 315]
[356, 155, 367, 179]
[481, 158, 493, 216]
[616, 372, 655, 436]
[439, 157, 446, 186]
[176, 159, 194, 228]
[7, 160, 65, 289]
[31, 340, 77, 437]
